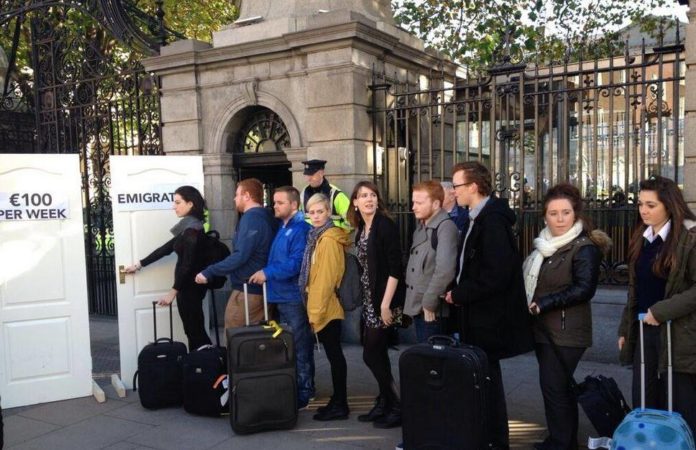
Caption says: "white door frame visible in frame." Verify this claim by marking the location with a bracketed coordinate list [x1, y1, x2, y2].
[110, 155, 207, 388]
[0, 154, 92, 408]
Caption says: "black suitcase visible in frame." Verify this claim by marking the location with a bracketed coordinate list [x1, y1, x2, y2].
[576, 374, 630, 438]
[400, 335, 490, 450]
[133, 302, 188, 409]
[182, 288, 228, 416]
[226, 283, 297, 434]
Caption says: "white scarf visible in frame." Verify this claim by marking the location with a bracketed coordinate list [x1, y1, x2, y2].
[523, 220, 584, 305]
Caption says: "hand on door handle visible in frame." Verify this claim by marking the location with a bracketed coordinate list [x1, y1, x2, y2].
[118, 265, 135, 284]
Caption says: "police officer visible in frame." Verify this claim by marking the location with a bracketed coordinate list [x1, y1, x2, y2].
[300, 159, 351, 230]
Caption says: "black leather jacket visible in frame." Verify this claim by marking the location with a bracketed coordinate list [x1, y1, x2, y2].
[530, 232, 606, 347]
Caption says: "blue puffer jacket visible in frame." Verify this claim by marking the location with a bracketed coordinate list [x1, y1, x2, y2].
[262, 211, 311, 303]
[201, 206, 277, 295]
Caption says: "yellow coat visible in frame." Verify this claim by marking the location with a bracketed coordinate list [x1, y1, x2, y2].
[306, 227, 351, 332]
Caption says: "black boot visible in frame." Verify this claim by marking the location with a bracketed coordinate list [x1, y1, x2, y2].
[373, 401, 401, 428]
[313, 399, 349, 421]
[315, 397, 335, 415]
[373, 390, 401, 429]
[358, 395, 387, 422]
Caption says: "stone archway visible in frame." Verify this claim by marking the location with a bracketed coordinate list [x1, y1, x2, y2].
[227, 106, 294, 205]
[208, 89, 303, 155]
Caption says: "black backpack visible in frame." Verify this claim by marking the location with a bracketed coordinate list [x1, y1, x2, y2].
[200, 230, 230, 289]
[429, 217, 455, 250]
[337, 252, 362, 311]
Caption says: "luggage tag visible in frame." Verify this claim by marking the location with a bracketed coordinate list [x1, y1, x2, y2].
[214, 374, 230, 407]
[262, 320, 284, 338]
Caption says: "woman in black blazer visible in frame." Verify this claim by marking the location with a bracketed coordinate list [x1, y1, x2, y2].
[347, 180, 406, 429]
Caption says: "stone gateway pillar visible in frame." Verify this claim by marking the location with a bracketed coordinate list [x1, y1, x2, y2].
[685, 0, 696, 208]
[143, 0, 456, 242]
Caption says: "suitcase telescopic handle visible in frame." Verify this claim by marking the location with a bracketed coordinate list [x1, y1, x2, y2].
[242, 282, 269, 326]
[209, 288, 221, 347]
[638, 313, 673, 412]
[152, 300, 175, 343]
[427, 335, 458, 347]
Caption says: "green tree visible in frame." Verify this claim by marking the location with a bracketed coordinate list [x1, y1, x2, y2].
[1, 0, 239, 83]
[391, 0, 679, 72]
[1, 1, 238, 110]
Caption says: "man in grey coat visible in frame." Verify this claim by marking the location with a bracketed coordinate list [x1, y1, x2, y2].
[404, 180, 459, 342]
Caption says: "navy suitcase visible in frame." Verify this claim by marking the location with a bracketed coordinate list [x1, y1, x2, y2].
[226, 283, 297, 434]
[399, 335, 490, 450]
[608, 317, 696, 450]
[133, 302, 187, 409]
[182, 288, 228, 416]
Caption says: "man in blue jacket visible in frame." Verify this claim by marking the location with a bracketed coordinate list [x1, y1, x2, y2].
[249, 186, 313, 409]
[196, 178, 277, 328]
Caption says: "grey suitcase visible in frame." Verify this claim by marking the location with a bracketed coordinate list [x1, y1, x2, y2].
[226, 283, 297, 434]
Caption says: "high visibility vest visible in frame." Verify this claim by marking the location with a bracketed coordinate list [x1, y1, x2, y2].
[301, 184, 351, 230]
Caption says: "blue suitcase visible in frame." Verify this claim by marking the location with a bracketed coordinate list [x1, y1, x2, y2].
[610, 317, 695, 450]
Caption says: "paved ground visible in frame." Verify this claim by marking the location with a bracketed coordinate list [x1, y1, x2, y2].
[3, 288, 632, 450]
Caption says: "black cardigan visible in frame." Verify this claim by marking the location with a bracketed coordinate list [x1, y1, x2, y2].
[140, 228, 206, 291]
[355, 212, 405, 311]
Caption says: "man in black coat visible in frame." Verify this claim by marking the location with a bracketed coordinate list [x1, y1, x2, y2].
[446, 161, 534, 450]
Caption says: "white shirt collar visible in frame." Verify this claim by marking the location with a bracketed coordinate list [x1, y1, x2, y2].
[643, 220, 671, 243]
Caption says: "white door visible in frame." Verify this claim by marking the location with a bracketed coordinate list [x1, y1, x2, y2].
[110, 155, 205, 389]
[0, 154, 92, 408]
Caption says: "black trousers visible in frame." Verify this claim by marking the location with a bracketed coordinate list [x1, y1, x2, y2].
[672, 372, 696, 435]
[317, 319, 347, 403]
[176, 285, 212, 351]
[362, 326, 399, 404]
[535, 343, 586, 450]
[631, 324, 663, 410]
[487, 359, 510, 450]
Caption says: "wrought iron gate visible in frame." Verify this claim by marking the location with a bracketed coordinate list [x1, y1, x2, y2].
[369, 32, 684, 284]
[1, 1, 172, 314]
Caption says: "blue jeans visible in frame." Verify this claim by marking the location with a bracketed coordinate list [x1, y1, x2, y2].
[276, 301, 315, 404]
[413, 313, 443, 343]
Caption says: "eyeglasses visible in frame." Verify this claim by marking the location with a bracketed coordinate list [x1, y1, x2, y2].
[452, 181, 474, 189]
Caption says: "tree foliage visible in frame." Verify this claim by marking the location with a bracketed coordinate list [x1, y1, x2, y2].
[391, 0, 679, 72]
[0, 0, 238, 108]
[135, 0, 238, 44]
[0, 0, 238, 75]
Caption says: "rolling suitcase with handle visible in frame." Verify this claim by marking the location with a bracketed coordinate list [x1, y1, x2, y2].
[226, 283, 297, 434]
[607, 316, 695, 450]
[133, 301, 187, 409]
[181, 288, 228, 416]
[399, 335, 490, 450]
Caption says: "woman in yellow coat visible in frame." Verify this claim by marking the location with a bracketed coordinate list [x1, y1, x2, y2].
[298, 193, 352, 421]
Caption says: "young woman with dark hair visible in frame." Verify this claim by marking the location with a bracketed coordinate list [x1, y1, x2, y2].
[618, 176, 696, 434]
[348, 181, 406, 429]
[124, 185, 212, 350]
[523, 183, 611, 450]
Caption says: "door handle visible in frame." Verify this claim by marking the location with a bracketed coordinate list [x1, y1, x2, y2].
[118, 265, 127, 284]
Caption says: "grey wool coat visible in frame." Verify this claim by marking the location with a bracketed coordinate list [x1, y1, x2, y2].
[404, 209, 459, 317]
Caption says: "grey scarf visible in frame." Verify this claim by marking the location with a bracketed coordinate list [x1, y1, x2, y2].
[170, 215, 203, 236]
[298, 220, 334, 299]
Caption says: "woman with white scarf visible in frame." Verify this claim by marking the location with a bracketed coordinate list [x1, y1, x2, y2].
[523, 183, 611, 450]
